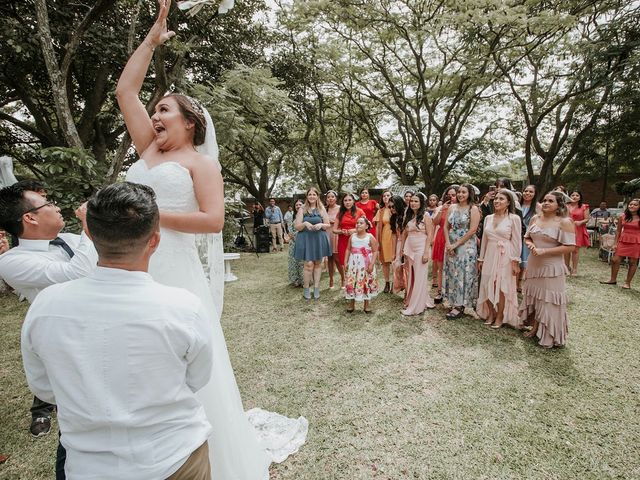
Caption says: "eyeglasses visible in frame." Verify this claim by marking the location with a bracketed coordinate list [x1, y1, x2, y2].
[19, 201, 56, 220]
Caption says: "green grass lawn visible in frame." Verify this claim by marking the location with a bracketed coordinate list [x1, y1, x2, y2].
[1, 249, 639, 479]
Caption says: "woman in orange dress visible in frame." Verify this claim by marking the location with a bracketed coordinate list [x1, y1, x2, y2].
[431, 185, 458, 303]
[566, 190, 590, 276]
[334, 193, 365, 271]
[601, 198, 640, 289]
[356, 188, 378, 238]
[374, 190, 393, 292]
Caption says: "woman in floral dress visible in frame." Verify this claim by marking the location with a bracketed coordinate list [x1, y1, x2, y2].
[287, 199, 304, 287]
[344, 217, 379, 313]
[443, 184, 481, 319]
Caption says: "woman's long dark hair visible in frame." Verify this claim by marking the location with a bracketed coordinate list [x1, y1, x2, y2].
[624, 198, 640, 223]
[403, 193, 427, 230]
[389, 195, 406, 235]
[338, 193, 357, 222]
[521, 184, 538, 224]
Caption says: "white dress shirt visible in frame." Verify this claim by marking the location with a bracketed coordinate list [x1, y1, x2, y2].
[21, 267, 214, 479]
[0, 232, 98, 303]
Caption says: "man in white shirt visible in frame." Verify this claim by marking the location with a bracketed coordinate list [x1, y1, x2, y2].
[0, 180, 98, 448]
[21, 182, 214, 480]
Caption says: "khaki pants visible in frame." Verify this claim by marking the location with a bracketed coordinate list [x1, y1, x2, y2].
[269, 223, 284, 250]
[167, 441, 211, 480]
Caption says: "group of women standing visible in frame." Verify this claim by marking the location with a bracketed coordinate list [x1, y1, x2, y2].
[287, 181, 639, 350]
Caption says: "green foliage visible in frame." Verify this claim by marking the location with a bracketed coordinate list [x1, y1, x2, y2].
[37, 147, 107, 232]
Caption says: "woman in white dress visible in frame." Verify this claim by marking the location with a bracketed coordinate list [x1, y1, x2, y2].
[116, 2, 306, 479]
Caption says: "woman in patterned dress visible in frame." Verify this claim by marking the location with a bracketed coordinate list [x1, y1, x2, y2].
[443, 184, 481, 319]
[389, 195, 407, 294]
[374, 190, 394, 293]
[287, 199, 304, 287]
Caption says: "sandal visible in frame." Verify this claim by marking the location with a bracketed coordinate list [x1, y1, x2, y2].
[599, 280, 617, 285]
[446, 307, 464, 319]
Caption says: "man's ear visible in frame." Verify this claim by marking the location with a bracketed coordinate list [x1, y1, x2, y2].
[147, 230, 161, 254]
[22, 213, 38, 228]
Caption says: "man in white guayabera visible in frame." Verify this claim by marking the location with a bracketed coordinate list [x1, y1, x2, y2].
[21, 182, 214, 480]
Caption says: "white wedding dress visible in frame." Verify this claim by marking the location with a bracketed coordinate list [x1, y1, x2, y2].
[126, 159, 307, 480]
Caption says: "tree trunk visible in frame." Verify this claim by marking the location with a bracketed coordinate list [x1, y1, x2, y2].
[34, 0, 83, 149]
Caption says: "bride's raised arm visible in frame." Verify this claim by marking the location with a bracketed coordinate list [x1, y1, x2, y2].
[115, 0, 175, 154]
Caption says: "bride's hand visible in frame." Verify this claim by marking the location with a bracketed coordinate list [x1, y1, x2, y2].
[146, 0, 176, 48]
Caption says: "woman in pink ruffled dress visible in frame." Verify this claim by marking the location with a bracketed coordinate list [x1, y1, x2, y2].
[519, 191, 576, 348]
[477, 189, 522, 329]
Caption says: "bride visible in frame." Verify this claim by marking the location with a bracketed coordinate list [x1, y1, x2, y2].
[116, 1, 306, 478]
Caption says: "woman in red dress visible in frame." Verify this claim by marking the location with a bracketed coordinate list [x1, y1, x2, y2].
[356, 188, 378, 237]
[566, 190, 590, 276]
[601, 198, 640, 289]
[431, 185, 458, 303]
[334, 193, 366, 270]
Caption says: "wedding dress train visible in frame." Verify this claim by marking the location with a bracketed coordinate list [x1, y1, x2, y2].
[126, 160, 307, 480]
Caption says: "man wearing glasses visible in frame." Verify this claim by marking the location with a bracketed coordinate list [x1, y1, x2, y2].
[0, 180, 97, 477]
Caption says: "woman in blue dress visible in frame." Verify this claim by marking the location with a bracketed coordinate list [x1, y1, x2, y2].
[443, 184, 481, 319]
[519, 184, 541, 291]
[294, 187, 332, 299]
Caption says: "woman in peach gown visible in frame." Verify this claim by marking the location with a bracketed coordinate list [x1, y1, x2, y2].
[519, 191, 576, 348]
[477, 189, 522, 329]
[389, 195, 407, 293]
[401, 193, 435, 315]
[374, 190, 393, 292]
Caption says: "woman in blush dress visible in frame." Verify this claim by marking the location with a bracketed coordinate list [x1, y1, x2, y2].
[400, 193, 435, 316]
[477, 189, 522, 329]
[443, 184, 480, 319]
[432, 186, 458, 304]
[374, 190, 394, 293]
[566, 190, 590, 276]
[389, 195, 407, 294]
[356, 188, 378, 237]
[344, 217, 380, 313]
[118, 3, 306, 478]
[294, 187, 332, 300]
[519, 184, 542, 292]
[520, 191, 576, 348]
[287, 199, 304, 287]
[324, 190, 341, 289]
[334, 193, 365, 272]
[601, 198, 640, 289]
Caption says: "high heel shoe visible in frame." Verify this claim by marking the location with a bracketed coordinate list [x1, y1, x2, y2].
[303, 288, 311, 300]
[446, 307, 464, 319]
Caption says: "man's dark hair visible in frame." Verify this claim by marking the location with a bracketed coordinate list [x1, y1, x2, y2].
[87, 182, 159, 259]
[0, 180, 46, 237]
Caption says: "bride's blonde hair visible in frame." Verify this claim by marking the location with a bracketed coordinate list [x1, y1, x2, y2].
[303, 187, 327, 215]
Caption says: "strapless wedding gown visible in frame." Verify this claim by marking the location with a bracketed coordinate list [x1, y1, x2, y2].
[126, 160, 307, 480]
